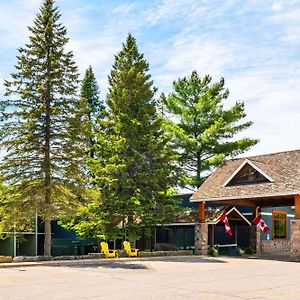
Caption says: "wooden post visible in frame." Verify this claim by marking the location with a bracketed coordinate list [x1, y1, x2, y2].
[254, 206, 259, 219]
[173, 227, 177, 245]
[211, 224, 214, 246]
[235, 224, 238, 245]
[295, 195, 300, 219]
[198, 202, 205, 223]
[183, 227, 187, 249]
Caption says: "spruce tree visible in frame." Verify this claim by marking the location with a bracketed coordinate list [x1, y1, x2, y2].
[0, 0, 86, 255]
[80, 66, 104, 158]
[80, 66, 103, 121]
[80, 34, 181, 241]
[163, 71, 258, 189]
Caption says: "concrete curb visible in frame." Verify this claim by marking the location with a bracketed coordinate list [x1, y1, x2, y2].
[0, 255, 205, 269]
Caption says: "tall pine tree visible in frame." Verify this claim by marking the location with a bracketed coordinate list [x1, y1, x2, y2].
[0, 0, 86, 255]
[72, 34, 181, 242]
[163, 71, 258, 189]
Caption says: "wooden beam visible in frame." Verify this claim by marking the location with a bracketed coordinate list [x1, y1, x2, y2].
[212, 196, 294, 208]
[295, 195, 300, 219]
[254, 206, 259, 218]
[213, 199, 257, 207]
[198, 202, 205, 223]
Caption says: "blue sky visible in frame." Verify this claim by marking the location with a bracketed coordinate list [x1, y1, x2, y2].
[0, 0, 300, 156]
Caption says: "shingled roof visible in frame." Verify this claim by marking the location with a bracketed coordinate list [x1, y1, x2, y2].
[190, 149, 300, 202]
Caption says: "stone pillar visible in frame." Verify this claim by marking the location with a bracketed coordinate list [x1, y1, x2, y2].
[250, 225, 261, 254]
[290, 219, 300, 261]
[195, 223, 208, 255]
[250, 206, 261, 254]
[291, 195, 300, 261]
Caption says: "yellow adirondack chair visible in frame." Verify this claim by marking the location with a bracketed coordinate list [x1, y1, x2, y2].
[123, 241, 138, 257]
[100, 242, 118, 258]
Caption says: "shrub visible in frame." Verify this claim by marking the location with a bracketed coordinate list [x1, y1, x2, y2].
[208, 246, 218, 257]
[245, 247, 256, 255]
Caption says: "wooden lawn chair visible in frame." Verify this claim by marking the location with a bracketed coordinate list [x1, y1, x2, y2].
[123, 241, 138, 257]
[100, 242, 118, 258]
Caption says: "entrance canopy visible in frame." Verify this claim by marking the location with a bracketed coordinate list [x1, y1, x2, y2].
[206, 206, 251, 226]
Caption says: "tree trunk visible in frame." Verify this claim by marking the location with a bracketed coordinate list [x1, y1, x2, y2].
[43, 110, 52, 256]
[196, 151, 201, 187]
[44, 216, 51, 256]
[44, 42, 52, 256]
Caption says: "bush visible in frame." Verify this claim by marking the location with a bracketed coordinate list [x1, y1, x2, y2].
[208, 246, 218, 257]
[245, 247, 256, 255]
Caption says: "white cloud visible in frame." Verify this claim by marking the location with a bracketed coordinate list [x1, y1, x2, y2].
[227, 65, 300, 156]
[268, 6, 300, 44]
[113, 3, 138, 15]
[272, 2, 283, 11]
[1, 0, 300, 158]
[149, 35, 234, 92]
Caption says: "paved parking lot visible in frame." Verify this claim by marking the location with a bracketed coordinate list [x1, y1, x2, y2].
[0, 256, 300, 299]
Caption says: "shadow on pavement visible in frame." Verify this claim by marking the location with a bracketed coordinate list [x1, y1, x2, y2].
[48, 256, 227, 269]
[66, 262, 149, 270]
[138, 257, 227, 264]
[243, 254, 291, 262]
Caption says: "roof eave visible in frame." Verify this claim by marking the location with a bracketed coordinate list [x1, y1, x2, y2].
[190, 191, 300, 203]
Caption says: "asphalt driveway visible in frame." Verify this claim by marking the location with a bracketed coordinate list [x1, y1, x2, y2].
[0, 256, 299, 299]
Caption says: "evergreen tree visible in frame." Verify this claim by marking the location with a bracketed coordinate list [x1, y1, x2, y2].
[73, 34, 181, 241]
[0, 0, 86, 255]
[163, 71, 258, 189]
[80, 66, 103, 121]
[80, 66, 104, 158]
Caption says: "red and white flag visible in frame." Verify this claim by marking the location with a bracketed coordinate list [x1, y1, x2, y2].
[253, 214, 269, 233]
[220, 212, 232, 236]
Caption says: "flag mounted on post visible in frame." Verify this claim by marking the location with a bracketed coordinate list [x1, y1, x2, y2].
[253, 214, 269, 233]
[220, 212, 232, 236]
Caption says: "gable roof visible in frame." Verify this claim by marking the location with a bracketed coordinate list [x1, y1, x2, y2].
[167, 206, 251, 225]
[190, 149, 300, 202]
[222, 158, 274, 186]
[206, 206, 251, 225]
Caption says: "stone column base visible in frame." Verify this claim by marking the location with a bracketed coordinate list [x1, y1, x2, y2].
[250, 225, 261, 254]
[290, 219, 300, 261]
[195, 223, 208, 255]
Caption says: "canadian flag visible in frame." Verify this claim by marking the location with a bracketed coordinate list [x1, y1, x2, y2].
[220, 212, 232, 236]
[253, 214, 269, 233]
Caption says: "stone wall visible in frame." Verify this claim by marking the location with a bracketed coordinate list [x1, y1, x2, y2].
[290, 219, 300, 261]
[261, 240, 291, 254]
[195, 223, 208, 255]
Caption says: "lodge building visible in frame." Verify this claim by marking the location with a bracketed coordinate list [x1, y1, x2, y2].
[190, 149, 300, 260]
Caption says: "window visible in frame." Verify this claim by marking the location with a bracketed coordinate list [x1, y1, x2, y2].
[272, 211, 287, 239]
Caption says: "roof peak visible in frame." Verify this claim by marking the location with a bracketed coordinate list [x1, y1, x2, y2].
[228, 148, 300, 163]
